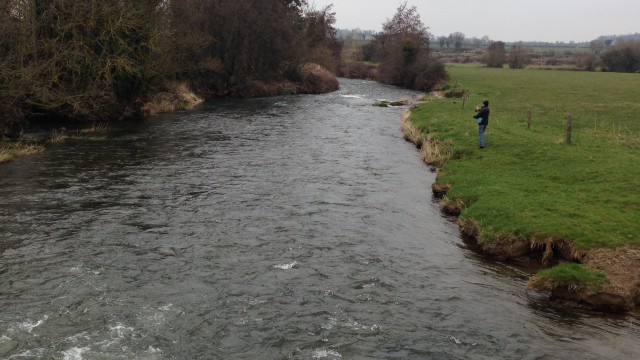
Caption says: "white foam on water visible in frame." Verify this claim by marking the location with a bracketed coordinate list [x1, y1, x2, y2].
[448, 335, 477, 346]
[62, 347, 90, 360]
[312, 348, 342, 359]
[321, 317, 337, 330]
[97, 339, 119, 351]
[341, 94, 364, 99]
[345, 318, 381, 332]
[274, 261, 298, 270]
[109, 323, 135, 339]
[147, 312, 166, 326]
[248, 299, 266, 306]
[65, 331, 91, 344]
[13, 315, 49, 333]
[8, 348, 45, 359]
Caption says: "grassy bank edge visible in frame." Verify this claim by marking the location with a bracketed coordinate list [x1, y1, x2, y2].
[0, 141, 44, 164]
[401, 109, 640, 313]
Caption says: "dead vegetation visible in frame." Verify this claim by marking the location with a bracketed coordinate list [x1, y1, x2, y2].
[585, 247, 640, 306]
[142, 83, 204, 116]
[400, 110, 451, 166]
[0, 140, 45, 164]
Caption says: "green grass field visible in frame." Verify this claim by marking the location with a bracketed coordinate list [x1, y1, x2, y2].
[410, 64, 640, 250]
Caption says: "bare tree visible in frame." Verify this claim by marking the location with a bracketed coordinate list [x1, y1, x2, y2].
[371, 2, 447, 90]
[438, 36, 447, 49]
[449, 32, 465, 50]
[508, 43, 532, 69]
[589, 39, 606, 55]
[1, 0, 163, 125]
[0, 0, 338, 130]
[483, 41, 506, 68]
[303, 5, 342, 73]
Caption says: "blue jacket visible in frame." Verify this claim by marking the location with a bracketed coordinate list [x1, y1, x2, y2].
[474, 106, 490, 126]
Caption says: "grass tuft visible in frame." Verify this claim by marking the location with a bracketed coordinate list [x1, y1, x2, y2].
[529, 263, 608, 292]
[143, 82, 204, 116]
[0, 140, 44, 163]
[49, 128, 67, 144]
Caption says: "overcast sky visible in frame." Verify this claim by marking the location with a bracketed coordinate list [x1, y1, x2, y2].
[310, 0, 640, 42]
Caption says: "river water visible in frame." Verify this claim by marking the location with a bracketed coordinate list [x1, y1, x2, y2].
[1, 79, 639, 359]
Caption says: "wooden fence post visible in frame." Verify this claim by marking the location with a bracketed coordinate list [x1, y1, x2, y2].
[566, 114, 573, 144]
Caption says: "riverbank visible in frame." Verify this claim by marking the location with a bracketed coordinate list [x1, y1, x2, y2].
[403, 64, 640, 313]
[0, 83, 205, 164]
[6, 77, 638, 358]
[0, 64, 339, 164]
[224, 63, 339, 98]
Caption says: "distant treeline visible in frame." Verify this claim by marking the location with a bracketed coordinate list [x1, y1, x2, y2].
[0, 0, 342, 131]
[595, 33, 640, 44]
[350, 29, 640, 73]
[479, 40, 640, 72]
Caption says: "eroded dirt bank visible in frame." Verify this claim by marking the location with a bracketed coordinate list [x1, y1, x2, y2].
[401, 109, 640, 313]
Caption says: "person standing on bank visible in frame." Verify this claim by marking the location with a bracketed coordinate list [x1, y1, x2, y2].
[473, 100, 490, 148]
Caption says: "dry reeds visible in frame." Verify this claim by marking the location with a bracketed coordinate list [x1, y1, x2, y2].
[400, 109, 451, 166]
[143, 83, 204, 117]
[49, 128, 67, 144]
[0, 140, 44, 163]
[441, 197, 465, 216]
[300, 63, 340, 94]
[400, 110, 424, 146]
[82, 122, 111, 134]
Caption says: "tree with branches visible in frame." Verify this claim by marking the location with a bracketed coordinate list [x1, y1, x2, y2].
[449, 32, 465, 50]
[371, 2, 447, 91]
[483, 41, 507, 68]
[0, 0, 341, 131]
[508, 43, 532, 69]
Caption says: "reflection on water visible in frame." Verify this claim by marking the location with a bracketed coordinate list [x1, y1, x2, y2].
[1, 79, 639, 359]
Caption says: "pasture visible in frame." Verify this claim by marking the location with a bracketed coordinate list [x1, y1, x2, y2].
[410, 64, 640, 250]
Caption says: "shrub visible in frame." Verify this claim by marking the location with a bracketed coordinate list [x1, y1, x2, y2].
[579, 53, 601, 71]
[412, 60, 449, 92]
[483, 41, 506, 68]
[370, 2, 447, 91]
[600, 41, 640, 73]
[508, 44, 532, 69]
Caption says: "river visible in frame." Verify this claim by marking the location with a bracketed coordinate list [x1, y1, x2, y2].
[1, 79, 639, 359]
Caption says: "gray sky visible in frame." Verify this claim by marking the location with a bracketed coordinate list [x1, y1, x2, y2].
[310, 0, 640, 42]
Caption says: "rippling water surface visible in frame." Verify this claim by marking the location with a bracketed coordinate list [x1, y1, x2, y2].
[1, 79, 639, 359]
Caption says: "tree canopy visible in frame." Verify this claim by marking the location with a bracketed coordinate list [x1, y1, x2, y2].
[483, 41, 507, 68]
[0, 0, 340, 131]
[370, 2, 447, 91]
